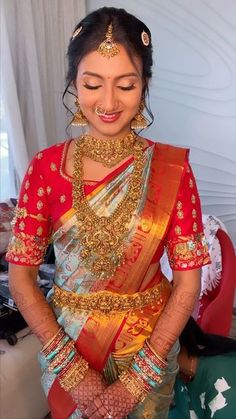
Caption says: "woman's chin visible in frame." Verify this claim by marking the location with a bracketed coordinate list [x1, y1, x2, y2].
[88, 121, 132, 138]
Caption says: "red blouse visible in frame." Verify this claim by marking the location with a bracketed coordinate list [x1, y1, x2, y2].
[6, 140, 210, 270]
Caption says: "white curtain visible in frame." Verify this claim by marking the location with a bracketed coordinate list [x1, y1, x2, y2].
[1, 0, 86, 183]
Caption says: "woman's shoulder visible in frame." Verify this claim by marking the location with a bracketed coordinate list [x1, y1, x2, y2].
[35, 139, 69, 160]
[28, 139, 71, 177]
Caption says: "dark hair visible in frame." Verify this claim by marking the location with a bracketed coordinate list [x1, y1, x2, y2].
[180, 317, 236, 357]
[63, 7, 154, 126]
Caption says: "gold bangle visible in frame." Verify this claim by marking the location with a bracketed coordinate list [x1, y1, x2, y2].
[119, 369, 148, 403]
[146, 340, 168, 366]
[58, 356, 89, 392]
[41, 327, 63, 352]
[48, 340, 75, 372]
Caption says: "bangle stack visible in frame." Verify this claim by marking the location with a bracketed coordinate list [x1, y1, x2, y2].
[119, 340, 167, 403]
[41, 328, 89, 392]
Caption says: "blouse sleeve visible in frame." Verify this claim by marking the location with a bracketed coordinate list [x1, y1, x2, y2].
[165, 162, 210, 271]
[6, 153, 52, 266]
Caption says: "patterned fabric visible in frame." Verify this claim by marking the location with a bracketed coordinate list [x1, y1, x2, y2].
[6, 139, 209, 271]
[165, 163, 209, 270]
[169, 352, 236, 419]
[6, 139, 210, 418]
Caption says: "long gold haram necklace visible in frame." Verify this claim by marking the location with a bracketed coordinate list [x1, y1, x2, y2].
[72, 134, 145, 279]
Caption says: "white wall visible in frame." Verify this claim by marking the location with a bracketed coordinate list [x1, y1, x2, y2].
[87, 0, 236, 245]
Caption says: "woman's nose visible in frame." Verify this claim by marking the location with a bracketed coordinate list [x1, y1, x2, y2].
[101, 85, 118, 112]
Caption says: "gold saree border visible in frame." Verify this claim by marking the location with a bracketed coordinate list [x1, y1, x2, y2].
[76, 143, 188, 370]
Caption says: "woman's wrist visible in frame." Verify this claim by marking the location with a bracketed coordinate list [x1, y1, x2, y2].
[119, 339, 168, 403]
[40, 328, 89, 392]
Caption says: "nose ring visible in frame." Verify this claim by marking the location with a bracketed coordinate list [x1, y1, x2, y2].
[95, 105, 107, 117]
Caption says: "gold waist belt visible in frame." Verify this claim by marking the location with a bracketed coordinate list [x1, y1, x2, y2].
[52, 281, 166, 316]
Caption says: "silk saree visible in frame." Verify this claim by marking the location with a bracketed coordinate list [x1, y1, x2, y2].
[7, 139, 210, 418]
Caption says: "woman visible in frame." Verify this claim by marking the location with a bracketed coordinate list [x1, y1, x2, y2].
[169, 317, 236, 419]
[7, 7, 210, 419]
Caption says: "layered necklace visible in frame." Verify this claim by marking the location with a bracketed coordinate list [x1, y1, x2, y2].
[72, 131, 145, 279]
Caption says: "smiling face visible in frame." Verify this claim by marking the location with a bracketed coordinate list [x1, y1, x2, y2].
[75, 44, 144, 139]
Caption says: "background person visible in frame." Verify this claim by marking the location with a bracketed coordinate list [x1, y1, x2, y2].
[169, 317, 236, 419]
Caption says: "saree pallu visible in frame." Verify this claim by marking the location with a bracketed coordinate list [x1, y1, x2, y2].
[39, 143, 188, 418]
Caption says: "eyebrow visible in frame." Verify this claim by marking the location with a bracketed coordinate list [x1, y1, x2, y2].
[82, 71, 139, 80]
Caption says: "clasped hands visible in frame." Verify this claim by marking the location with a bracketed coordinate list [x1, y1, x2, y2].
[70, 368, 137, 419]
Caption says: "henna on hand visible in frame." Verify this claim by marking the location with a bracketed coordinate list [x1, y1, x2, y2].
[70, 368, 107, 413]
[84, 379, 138, 418]
[10, 283, 59, 344]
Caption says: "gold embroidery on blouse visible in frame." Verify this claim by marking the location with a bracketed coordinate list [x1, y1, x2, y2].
[37, 226, 43, 236]
[193, 222, 197, 232]
[166, 233, 210, 270]
[46, 186, 52, 195]
[23, 193, 29, 203]
[175, 225, 182, 235]
[12, 207, 47, 226]
[177, 201, 182, 210]
[191, 194, 196, 204]
[37, 187, 45, 197]
[177, 210, 184, 219]
[189, 179, 193, 188]
[192, 209, 197, 218]
[60, 195, 66, 203]
[52, 283, 165, 316]
[36, 152, 43, 159]
[25, 180, 30, 190]
[6, 232, 49, 265]
[37, 200, 44, 210]
[28, 166, 33, 175]
[50, 163, 57, 172]
[15, 207, 28, 219]
[19, 221, 25, 231]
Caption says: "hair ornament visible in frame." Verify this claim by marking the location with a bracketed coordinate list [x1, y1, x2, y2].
[97, 23, 119, 58]
[72, 26, 83, 40]
[141, 31, 150, 46]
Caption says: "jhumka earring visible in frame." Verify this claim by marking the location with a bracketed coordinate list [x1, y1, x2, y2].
[131, 100, 148, 130]
[97, 23, 119, 59]
[71, 98, 88, 127]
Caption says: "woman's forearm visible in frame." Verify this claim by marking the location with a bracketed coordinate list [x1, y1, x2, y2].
[8, 264, 60, 345]
[150, 269, 201, 359]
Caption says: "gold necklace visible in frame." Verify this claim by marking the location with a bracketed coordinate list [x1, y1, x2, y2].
[72, 134, 145, 279]
[79, 131, 137, 168]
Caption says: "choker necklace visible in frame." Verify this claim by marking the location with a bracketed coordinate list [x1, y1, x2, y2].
[78, 131, 137, 168]
[72, 134, 145, 279]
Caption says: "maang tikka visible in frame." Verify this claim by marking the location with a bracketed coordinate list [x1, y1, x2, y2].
[97, 23, 119, 59]
[131, 100, 148, 130]
[71, 98, 88, 127]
